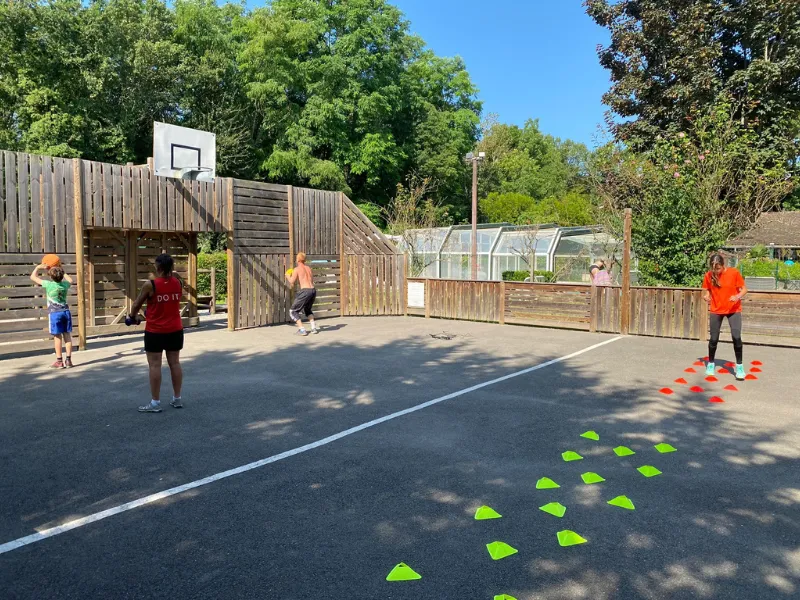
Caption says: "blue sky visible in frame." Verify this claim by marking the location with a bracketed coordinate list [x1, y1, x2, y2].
[245, 1, 612, 147]
[392, 0, 612, 147]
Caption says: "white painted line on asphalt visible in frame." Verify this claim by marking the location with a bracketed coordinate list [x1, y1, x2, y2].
[0, 335, 623, 555]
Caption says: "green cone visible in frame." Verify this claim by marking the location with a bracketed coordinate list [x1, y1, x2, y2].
[386, 562, 422, 581]
[654, 443, 677, 453]
[613, 446, 636, 457]
[536, 477, 560, 489]
[475, 505, 502, 520]
[494, 596, 518, 600]
[557, 530, 587, 547]
[637, 465, 662, 478]
[607, 495, 635, 510]
[486, 541, 518, 560]
[539, 502, 567, 518]
[562, 451, 583, 462]
[580, 430, 600, 441]
[581, 472, 606, 484]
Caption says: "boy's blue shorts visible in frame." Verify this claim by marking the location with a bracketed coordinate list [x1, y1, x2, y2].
[49, 310, 73, 335]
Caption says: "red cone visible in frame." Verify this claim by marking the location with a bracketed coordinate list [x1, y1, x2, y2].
[724, 385, 739, 392]
[709, 396, 725, 403]
[659, 388, 674, 395]
[674, 378, 688, 385]
[690, 386, 704, 393]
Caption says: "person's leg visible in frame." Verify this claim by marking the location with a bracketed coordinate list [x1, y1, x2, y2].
[63, 332, 73, 367]
[707, 313, 724, 373]
[138, 351, 164, 412]
[306, 291, 317, 332]
[166, 350, 183, 406]
[728, 313, 745, 379]
[53, 334, 63, 365]
[290, 291, 308, 335]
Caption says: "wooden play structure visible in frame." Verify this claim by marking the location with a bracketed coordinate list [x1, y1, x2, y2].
[0, 151, 405, 355]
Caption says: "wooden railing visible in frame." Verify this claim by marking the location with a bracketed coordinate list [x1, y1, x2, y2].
[407, 278, 800, 347]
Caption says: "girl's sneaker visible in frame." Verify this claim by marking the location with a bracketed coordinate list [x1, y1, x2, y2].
[705, 362, 716, 377]
[138, 401, 162, 413]
[735, 364, 746, 381]
[50, 358, 64, 369]
[64, 357, 74, 368]
[170, 397, 183, 408]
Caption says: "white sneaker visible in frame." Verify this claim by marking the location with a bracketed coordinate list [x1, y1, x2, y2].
[138, 401, 162, 413]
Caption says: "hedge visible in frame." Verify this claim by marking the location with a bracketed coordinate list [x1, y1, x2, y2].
[739, 259, 800, 282]
[198, 252, 227, 301]
[502, 270, 556, 282]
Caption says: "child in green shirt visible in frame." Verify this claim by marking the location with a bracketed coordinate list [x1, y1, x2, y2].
[30, 263, 74, 368]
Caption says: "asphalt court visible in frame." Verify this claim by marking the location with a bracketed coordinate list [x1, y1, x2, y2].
[1, 317, 798, 599]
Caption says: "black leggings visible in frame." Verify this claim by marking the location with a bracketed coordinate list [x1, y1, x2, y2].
[709, 313, 743, 364]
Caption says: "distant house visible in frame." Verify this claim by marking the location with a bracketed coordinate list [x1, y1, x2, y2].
[725, 212, 800, 262]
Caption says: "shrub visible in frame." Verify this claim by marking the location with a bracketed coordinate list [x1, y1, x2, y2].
[502, 270, 555, 282]
[198, 252, 227, 301]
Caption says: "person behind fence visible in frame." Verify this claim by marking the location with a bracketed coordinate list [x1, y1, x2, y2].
[129, 253, 186, 412]
[30, 262, 74, 368]
[702, 253, 748, 381]
[589, 259, 612, 286]
[286, 252, 318, 336]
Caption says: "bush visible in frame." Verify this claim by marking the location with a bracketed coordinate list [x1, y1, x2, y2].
[502, 270, 555, 282]
[739, 259, 800, 282]
[198, 253, 227, 301]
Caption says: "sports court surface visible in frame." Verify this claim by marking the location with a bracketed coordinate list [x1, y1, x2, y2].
[1, 316, 798, 600]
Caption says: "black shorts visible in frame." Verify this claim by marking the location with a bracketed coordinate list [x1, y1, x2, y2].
[144, 330, 184, 353]
[290, 288, 316, 321]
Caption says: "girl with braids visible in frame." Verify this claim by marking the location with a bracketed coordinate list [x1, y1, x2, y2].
[702, 253, 748, 381]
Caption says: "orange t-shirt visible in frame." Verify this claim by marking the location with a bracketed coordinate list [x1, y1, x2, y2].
[702, 268, 745, 315]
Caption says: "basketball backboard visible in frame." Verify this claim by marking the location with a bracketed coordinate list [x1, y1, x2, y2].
[153, 122, 216, 181]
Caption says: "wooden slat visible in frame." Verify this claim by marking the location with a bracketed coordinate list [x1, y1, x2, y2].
[17, 153, 30, 252]
[0, 152, 5, 251]
[122, 165, 132, 229]
[6, 152, 18, 252]
[110, 163, 121, 228]
[29, 156, 44, 253]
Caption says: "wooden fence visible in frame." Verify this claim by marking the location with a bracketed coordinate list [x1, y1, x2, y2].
[1, 149, 404, 355]
[407, 278, 800, 347]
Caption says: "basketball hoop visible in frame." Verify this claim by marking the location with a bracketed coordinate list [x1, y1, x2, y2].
[177, 166, 213, 181]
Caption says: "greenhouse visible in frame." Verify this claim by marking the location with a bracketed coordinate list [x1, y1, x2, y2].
[390, 223, 634, 283]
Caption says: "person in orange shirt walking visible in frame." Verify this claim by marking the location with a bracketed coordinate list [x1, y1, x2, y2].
[702, 253, 748, 381]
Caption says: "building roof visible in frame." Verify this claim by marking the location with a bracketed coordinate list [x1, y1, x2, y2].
[727, 212, 800, 248]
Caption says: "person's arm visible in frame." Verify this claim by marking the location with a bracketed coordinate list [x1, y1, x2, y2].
[174, 273, 188, 291]
[732, 284, 748, 303]
[30, 263, 45, 286]
[130, 281, 154, 321]
[286, 270, 299, 286]
[701, 274, 711, 303]
[62, 273, 73, 284]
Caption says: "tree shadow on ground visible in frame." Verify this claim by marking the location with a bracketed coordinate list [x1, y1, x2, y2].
[0, 323, 798, 600]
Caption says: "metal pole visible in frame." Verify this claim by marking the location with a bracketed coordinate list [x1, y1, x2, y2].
[471, 158, 478, 280]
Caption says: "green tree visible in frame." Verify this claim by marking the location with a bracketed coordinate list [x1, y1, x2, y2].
[585, 0, 800, 167]
[589, 98, 792, 286]
[239, 0, 480, 210]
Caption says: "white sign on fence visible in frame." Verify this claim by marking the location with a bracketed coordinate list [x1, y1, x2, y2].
[408, 281, 425, 308]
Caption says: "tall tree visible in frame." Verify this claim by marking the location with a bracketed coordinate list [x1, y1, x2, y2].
[585, 0, 800, 164]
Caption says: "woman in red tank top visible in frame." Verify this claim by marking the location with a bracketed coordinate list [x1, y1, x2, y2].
[129, 254, 185, 413]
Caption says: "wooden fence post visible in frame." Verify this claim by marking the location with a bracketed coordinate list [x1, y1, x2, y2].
[403, 254, 408, 317]
[621, 208, 632, 335]
[226, 179, 236, 331]
[72, 159, 87, 350]
[338, 191, 345, 317]
[424, 278, 431, 319]
[499, 280, 506, 325]
[210, 267, 216, 315]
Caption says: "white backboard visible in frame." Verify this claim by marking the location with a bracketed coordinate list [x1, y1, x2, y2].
[153, 122, 216, 181]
